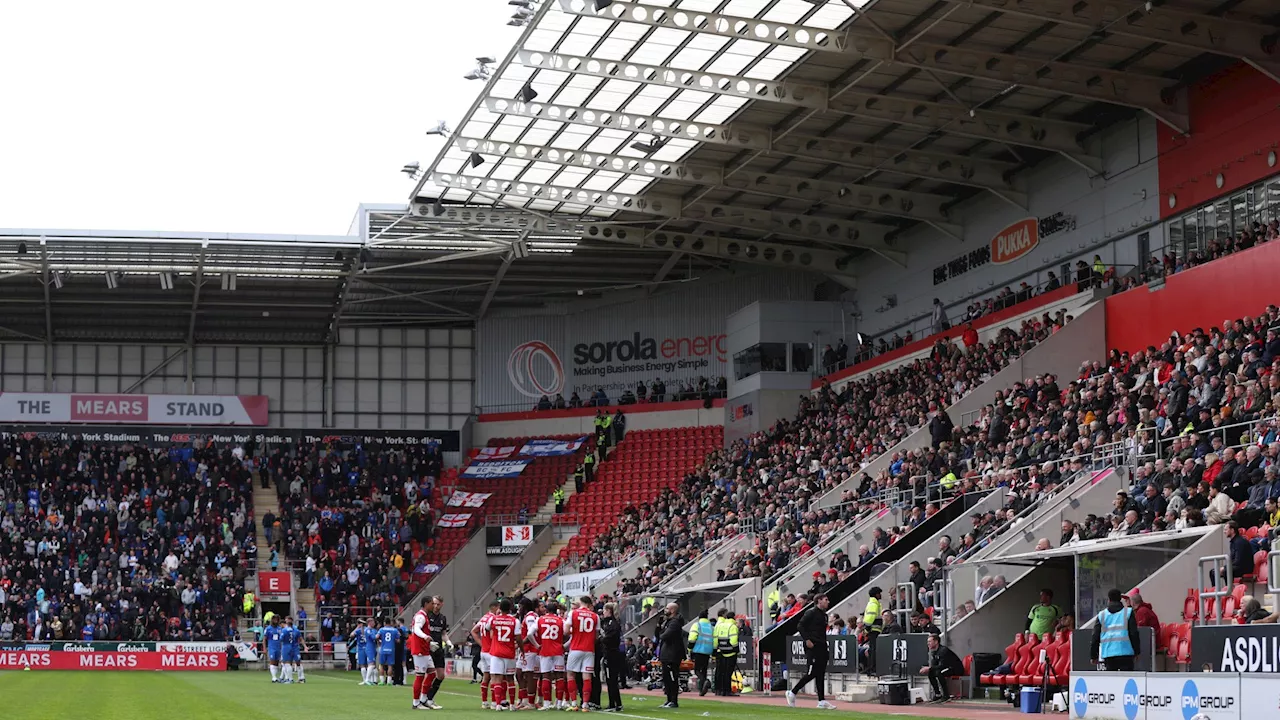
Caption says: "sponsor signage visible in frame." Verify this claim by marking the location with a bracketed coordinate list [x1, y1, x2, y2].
[557, 568, 618, 595]
[519, 437, 586, 457]
[0, 393, 268, 426]
[1189, 624, 1280, 672]
[1069, 672, 1242, 720]
[990, 218, 1040, 264]
[0, 647, 225, 671]
[875, 633, 929, 677]
[1070, 627, 1156, 672]
[461, 460, 530, 479]
[0, 426, 458, 451]
[501, 525, 534, 546]
[785, 634, 858, 675]
[505, 333, 726, 400]
[258, 571, 292, 600]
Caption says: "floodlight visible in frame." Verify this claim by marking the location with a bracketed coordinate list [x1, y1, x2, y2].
[16, 242, 26, 255]
[595, 0, 613, 9]
[518, 83, 538, 103]
[432, 197, 446, 217]
[513, 239, 530, 259]
[51, 271, 63, 290]
[359, 248, 373, 271]
[509, 0, 531, 6]
[425, 121, 450, 136]
[477, 56, 496, 64]
[508, 19, 528, 26]
[401, 161, 421, 178]
[469, 152, 485, 168]
[221, 272, 236, 291]
[105, 272, 118, 289]
[464, 68, 489, 80]
[159, 272, 173, 290]
[629, 137, 667, 155]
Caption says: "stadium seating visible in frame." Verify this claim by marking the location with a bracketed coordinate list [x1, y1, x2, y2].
[555, 426, 721, 569]
[0, 437, 253, 642]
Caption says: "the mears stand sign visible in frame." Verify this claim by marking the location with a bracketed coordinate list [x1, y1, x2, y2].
[0, 392, 268, 425]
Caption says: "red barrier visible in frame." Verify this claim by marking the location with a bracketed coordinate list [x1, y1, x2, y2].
[0, 650, 226, 671]
[1104, 240, 1280, 354]
[814, 283, 1084, 388]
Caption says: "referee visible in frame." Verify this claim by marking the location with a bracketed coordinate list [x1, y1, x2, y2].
[786, 593, 836, 710]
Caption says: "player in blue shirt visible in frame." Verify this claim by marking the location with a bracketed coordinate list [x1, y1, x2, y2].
[352, 618, 377, 685]
[282, 616, 306, 684]
[377, 619, 399, 686]
[264, 616, 284, 683]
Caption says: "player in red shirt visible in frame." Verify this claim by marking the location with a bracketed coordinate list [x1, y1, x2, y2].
[469, 600, 499, 709]
[408, 596, 438, 710]
[516, 598, 541, 709]
[487, 598, 532, 710]
[536, 601, 568, 710]
[564, 596, 600, 711]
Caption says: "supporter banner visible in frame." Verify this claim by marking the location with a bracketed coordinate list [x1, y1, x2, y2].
[258, 571, 292, 600]
[446, 491, 491, 508]
[1070, 627, 1155, 672]
[0, 426, 459, 452]
[0, 393, 268, 426]
[518, 437, 586, 457]
[557, 568, 617, 595]
[477, 446, 518, 460]
[1189, 624, 1280, 672]
[0, 649, 225, 671]
[439, 513, 471, 528]
[501, 525, 534, 546]
[461, 460, 530, 479]
[785, 634, 857, 674]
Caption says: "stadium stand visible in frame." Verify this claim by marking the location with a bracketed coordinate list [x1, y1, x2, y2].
[0, 437, 253, 642]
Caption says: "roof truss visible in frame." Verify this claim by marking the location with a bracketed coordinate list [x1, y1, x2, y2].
[939, 0, 1280, 83]
[563, 0, 1187, 131]
[515, 50, 1102, 172]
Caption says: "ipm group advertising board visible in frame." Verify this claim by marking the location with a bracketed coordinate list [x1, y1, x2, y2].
[1068, 672, 1244, 720]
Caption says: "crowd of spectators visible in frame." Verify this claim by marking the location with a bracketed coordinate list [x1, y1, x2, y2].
[0, 437, 253, 642]
[1142, 220, 1280, 285]
[263, 442, 442, 615]
[577, 309, 1074, 610]
[533, 376, 729, 411]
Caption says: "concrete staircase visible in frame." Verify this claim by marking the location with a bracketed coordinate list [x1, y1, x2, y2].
[252, 479, 279, 572]
[512, 538, 571, 595]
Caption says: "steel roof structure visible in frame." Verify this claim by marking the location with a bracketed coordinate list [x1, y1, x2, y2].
[407, 0, 1280, 288]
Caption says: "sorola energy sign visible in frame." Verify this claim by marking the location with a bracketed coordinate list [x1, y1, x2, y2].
[505, 333, 726, 399]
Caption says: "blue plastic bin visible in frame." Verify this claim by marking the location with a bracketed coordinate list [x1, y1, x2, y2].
[1020, 687, 1043, 713]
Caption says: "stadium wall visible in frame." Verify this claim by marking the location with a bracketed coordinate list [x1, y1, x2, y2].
[1104, 237, 1280, 354]
[1158, 62, 1280, 218]
[474, 269, 819, 412]
[0, 327, 473, 430]
[850, 116, 1160, 338]
[471, 399, 725, 446]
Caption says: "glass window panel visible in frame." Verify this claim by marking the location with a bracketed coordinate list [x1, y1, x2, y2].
[733, 345, 761, 381]
[759, 343, 788, 373]
[1167, 219, 1183, 261]
[791, 343, 813, 374]
[1183, 212, 1200, 254]
[1214, 199, 1231, 239]
[1232, 193, 1248, 235]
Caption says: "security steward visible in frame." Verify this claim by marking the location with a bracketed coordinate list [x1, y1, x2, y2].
[573, 464, 586, 495]
[1090, 588, 1141, 671]
[712, 608, 739, 696]
[583, 447, 596, 483]
[687, 609, 715, 695]
[554, 486, 566, 513]
[767, 583, 783, 624]
[864, 587, 884, 675]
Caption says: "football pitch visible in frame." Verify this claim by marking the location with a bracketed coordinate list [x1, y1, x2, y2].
[0, 669, 970, 720]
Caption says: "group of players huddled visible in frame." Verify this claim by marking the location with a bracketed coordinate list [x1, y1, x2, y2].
[471, 595, 602, 712]
[263, 615, 308, 684]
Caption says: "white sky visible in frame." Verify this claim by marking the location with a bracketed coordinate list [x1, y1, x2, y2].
[0, 0, 522, 236]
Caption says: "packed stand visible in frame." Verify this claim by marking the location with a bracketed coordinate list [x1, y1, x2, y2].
[1142, 220, 1280, 284]
[577, 311, 1072, 608]
[0, 436, 253, 642]
[263, 442, 441, 613]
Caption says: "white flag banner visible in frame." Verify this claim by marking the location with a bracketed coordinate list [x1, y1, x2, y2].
[477, 446, 518, 460]
[447, 491, 492, 508]
[438, 513, 472, 528]
[461, 460, 530, 479]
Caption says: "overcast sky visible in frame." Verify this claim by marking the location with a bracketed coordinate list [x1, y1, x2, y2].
[0, 1, 520, 236]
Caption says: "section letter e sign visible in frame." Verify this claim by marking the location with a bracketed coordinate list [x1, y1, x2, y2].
[990, 218, 1039, 264]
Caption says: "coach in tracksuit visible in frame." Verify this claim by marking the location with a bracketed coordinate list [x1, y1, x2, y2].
[787, 593, 833, 709]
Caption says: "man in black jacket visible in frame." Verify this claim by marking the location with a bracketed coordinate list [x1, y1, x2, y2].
[920, 633, 963, 702]
[657, 603, 686, 709]
[786, 593, 836, 709]
[600, 603, 625, 712]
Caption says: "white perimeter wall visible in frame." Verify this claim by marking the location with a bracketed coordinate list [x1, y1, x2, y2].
[0, 327, 474, 429]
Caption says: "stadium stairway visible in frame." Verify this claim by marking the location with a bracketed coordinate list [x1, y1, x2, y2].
[512, 537, 573, 595]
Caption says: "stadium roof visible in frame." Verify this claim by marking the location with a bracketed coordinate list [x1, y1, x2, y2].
[408, 0, 1280, 284]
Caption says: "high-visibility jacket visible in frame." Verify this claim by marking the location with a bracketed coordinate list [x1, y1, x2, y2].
[1097, 607, 1134, 659]
[554, 488, 566, 504]
[642, 597, 655, 613]
[687, 619, 714, 656]
[242, 591, 255, 614]
[583, 453, 595, 469]
[1093, 258, 1105, 275]
[766, 589, 781, 618]
[863, 597, 882, 628]
[713, 618, 739, 656]
[940, 472, 958, 490]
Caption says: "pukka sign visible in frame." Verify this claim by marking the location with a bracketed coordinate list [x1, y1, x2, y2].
[990, 218, 1040, 264]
